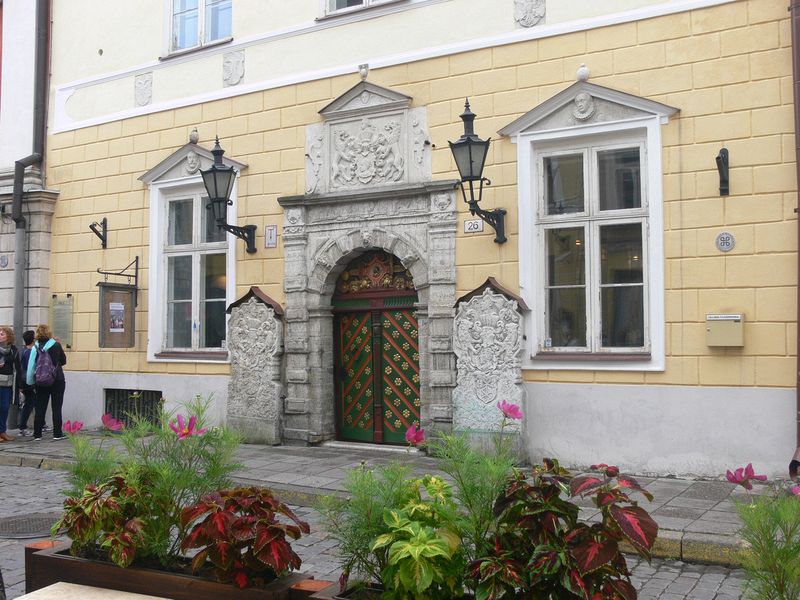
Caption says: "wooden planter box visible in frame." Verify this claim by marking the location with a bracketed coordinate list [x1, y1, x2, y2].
[26, 545, 309, 600]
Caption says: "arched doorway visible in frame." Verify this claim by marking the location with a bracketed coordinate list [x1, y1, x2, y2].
[333, 250, 420, 444]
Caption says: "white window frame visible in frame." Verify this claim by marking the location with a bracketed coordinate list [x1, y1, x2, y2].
[163, 0, 233, 57]
[320, 0, 405, 18]
[147, 176, 237, 362]
[517, 117, 665, 371]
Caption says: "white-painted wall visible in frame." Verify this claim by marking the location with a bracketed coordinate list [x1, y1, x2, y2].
[0, 0, 37, 168]
[525, 382, 795, 478]
[63, 371, 230, 429]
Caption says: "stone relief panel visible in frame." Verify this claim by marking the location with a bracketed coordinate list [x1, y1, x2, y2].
[306, 94, 431, 194]
[134, 73, 153, 107]
[453, 288, 524, 432]
[226, 297, 284, 444]
[515, 0, 545, 27]
[223, 50, 245, 87]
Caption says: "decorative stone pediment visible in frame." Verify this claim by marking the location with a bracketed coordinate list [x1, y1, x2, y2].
[138, 142, 248, 185]
[305, 81, 431, 194]
[498, 80, 679, 137]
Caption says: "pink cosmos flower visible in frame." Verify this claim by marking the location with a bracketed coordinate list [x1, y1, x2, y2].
[726, 463, 767, 491]
[101, 413, 124, 431]
[791, 485, 800, 497]
[405, 423, 425, 446]
[497, 400, 523, 421]
[63, 420, 83, 434]
[169, 414, 207, 440]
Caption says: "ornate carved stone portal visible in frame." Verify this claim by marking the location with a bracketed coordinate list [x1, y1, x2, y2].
[453, 281, 526, 434]
[226, 289, 284, 444]
[280, 79, 457, 445]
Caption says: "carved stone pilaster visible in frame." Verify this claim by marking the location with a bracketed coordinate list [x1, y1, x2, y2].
[226, 294, 284, 444]
[453, 287, 524, 433]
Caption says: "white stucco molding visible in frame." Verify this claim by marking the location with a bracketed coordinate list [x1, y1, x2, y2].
[51, 0, 734, 133]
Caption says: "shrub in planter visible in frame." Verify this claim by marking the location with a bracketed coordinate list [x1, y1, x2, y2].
[51, 396, 309, 592]
[469, 459, 658, 600]
[181, 486, 311, 589]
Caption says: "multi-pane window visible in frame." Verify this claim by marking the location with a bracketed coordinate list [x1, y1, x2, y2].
[539, 139, 648, 353]
[171, 0, 231, 52]
[326, 0, 401, 15]
[164, 193, 228, 350]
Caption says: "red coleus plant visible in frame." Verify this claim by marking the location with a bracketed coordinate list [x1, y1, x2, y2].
[180, 486, 311, 589]
[469, 458, 658, 600]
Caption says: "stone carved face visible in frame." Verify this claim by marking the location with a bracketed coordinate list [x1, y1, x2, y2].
[186, 150, 200, 174]
[573, 92, 595, 121]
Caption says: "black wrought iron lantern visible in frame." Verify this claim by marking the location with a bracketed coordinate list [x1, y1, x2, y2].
[449, 99, 506, 244]
[201, 137, 257, 254]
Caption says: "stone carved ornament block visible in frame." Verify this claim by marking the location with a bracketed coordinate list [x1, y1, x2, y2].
[226, 297, 283, 443]
[134, 73, 153, 107]
[223, 50, 245, 87]
[453, 288, 524, 432]
[515, 0, 545, 27]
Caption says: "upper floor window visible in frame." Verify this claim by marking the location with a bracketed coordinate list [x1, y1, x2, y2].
[324, 0, 403, 16]
[171, 0, 231, 53]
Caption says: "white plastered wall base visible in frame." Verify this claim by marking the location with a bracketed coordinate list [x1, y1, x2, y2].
[525, 383, 794, 478]
[63, 372, 230, 429]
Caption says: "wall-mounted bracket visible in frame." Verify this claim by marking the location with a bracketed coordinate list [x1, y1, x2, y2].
[97, 256, 139, 306]
[716, 148, 729, 196]
[89, 217, 108, 248]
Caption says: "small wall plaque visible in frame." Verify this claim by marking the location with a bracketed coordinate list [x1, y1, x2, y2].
[51, 295, 74, 349]
[715, 231, 735, 253]
[464, 219, 484, 234]
[265, 224, 278, 248]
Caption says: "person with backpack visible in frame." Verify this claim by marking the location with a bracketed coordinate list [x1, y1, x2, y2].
[0, 326, 22, 442]
[26, 324, 67, 441]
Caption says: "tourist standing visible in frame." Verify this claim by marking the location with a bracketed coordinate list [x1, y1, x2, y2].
[0, 327, 22, 442]
[27, 325, 67, 441]
[17, 330, 36, 437]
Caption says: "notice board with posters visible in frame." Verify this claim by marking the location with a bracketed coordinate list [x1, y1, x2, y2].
[98, 282, 136, 348]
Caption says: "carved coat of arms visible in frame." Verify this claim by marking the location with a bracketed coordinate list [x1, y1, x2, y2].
[331, 118, 405, 188]
[514, 0, 545, 28]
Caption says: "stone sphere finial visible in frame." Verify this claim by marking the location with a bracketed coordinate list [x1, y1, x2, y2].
[576, 63, 590, 82]
[189, 127, 199, 144]
[358, 63, 369, 81]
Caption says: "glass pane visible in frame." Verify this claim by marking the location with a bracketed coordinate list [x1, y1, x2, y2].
[172, 10, 198, 50]
[544, 154, 584, 215]
[602, 286, 644, 347]
[174, 0, 199, 11]
[167, 256, 193, 348]
[201, 301, 226, 348]
[168, 256, 192, 301]
[548, 289, 586, 347]
[202, 197, 226, 243]
[168, 200, 193, 245]
[600, 224, 643, 284]
[547, 228, 585, 286]
[205, 0, 232, 42]
[202, 254, 226, 300]
[333, 0, 364, 9]
[598, 148, 641, 210]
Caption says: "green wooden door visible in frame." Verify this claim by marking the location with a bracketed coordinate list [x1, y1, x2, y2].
[335, 306, 420, 444]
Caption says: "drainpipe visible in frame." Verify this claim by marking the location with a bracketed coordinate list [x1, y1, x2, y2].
[11, 0, 49, 337]
[792, 0, 800, 465]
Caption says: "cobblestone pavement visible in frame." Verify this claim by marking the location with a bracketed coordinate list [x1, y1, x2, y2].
[0, 465, 745, 599]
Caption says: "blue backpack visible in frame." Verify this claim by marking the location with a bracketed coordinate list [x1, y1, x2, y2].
[34, 346, 57, 387]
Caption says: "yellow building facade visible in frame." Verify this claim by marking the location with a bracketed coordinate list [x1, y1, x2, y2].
[41, 0, 796, 475]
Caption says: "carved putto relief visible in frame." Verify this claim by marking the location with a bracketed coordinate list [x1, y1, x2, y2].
[515, 0, 545, 27]
[134, 73, 152, 107]
[331, 118, 405, 188]
[223, 51, 245, 87]
[453, 288, 524, 432]
[305, 135, 324, 194]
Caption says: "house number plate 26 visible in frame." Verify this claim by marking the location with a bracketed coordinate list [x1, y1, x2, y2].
[715, 232, 735, 253]
[464, 219, 484, 233]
